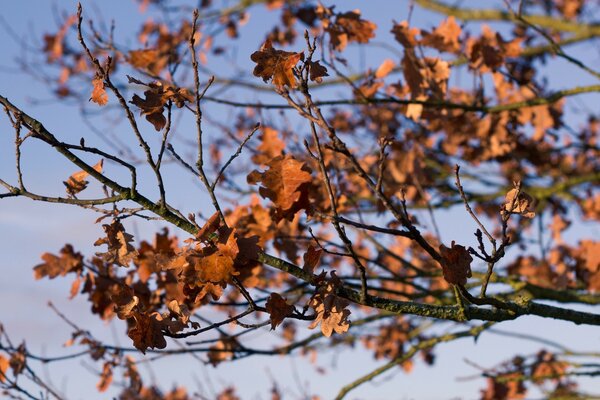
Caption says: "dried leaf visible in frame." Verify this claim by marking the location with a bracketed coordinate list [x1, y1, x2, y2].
[503, 188, 536, 218]
[208, 337, 238, 366]
[265, 293, 294, 329]
[94, 220, 138, 267]
[308, 272, 351, 337]
[251, 39, 303, 88]
[130, 80, 194, 131]
[375, 59, 395, 79]
[0, 355, 8, 383]
[391, 21, 420, 48]
[303, 245, 323, 273]
[328, 11, 376, 51]
[90, 77, 108, 106]
[9, 345, 25, 377]
[439, 241, 473, 285]
[34, 244, 83, 279]
[248, 155, 313, 220]
[308, 60, 329, 83]
[97, 362, 113, 392]
[421, 16, 461, 53]
[63, 159, 104, 196]
[128, 311, 167, 353]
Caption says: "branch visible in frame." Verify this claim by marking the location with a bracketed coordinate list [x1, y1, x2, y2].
[415, 0, 600, 34]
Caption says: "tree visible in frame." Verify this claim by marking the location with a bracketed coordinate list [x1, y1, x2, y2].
[0, 0, 599, 398]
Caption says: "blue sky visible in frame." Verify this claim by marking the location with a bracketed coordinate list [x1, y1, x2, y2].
[1, 1, 599, 399]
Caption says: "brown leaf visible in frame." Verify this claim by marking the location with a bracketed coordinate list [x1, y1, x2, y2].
[128, 49, 167, 76]
[308, 272, 351, 337]
[303, 245, 323, 273]
[439, 241, 473, 285]
[34, 244, 83, 279]
[391, 21, 420, 48]
[90, 77, 108, 106]
[265, 293, 294, 329]
[63, 159, 104, 196]
[421, 16, 461, 53]
[130, 80, 194, 131]
[9, 345, 26, 377]
[207, 337, 238, 366]
[248, 155, 313, 220]
[503, 188, 536, 218]
[97, 362, 113, 392]
[308, 60, 329, 83]
[94, 220, 138, 267]
[251, 39, 303, 88]
[112, 287, 139, 320]
[328, 11, 376, 52]
[128, 311, 167, 353]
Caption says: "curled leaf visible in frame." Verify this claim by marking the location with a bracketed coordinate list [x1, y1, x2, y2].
[63, 160, 104, 196]
[439, 241, 473, 285]
[503, 188, 536, 218]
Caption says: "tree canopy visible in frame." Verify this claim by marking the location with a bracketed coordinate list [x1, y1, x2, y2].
[0, 0, 599, 399]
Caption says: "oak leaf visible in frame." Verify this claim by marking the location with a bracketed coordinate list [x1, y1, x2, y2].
[420, 16, 461, 53]
[328, 11, 376, 52]
[130, 79, 194, 131]
[63, 159, 104, 196]
[127, 311, 167, 353]
[34, 244, 83, 279]
[90, 76, 108, 106]
[308, 271, 351, 337]
[128, 49, 167, 76]
[503, 188, 536, 218]
[250, 39, 303, 88]
[303, 245, 323, 273]
[391, 21, 420, 48]
[94, 220, 138, 267]
[265, 293, 294, 329]
[308, 60, 329, 83]
[439, 241, 473, 285]
[247, 155, 313, 221]
[252, 127, 286, 165]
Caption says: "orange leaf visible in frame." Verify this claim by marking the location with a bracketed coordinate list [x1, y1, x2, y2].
[63, 159, 104, 196]
[391, 21, 420, 48]
[421, 16, 462, 53]
[0, 355, 8, 383]
[90, 77, 108, 106]
[503, 188, 536, 218]
[97, 362, 113, 392]
[33, 244, 83, 279]
[375, 59, 395, 79]
[248, 155, 313, 220]
[250, 39, 303, 88]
